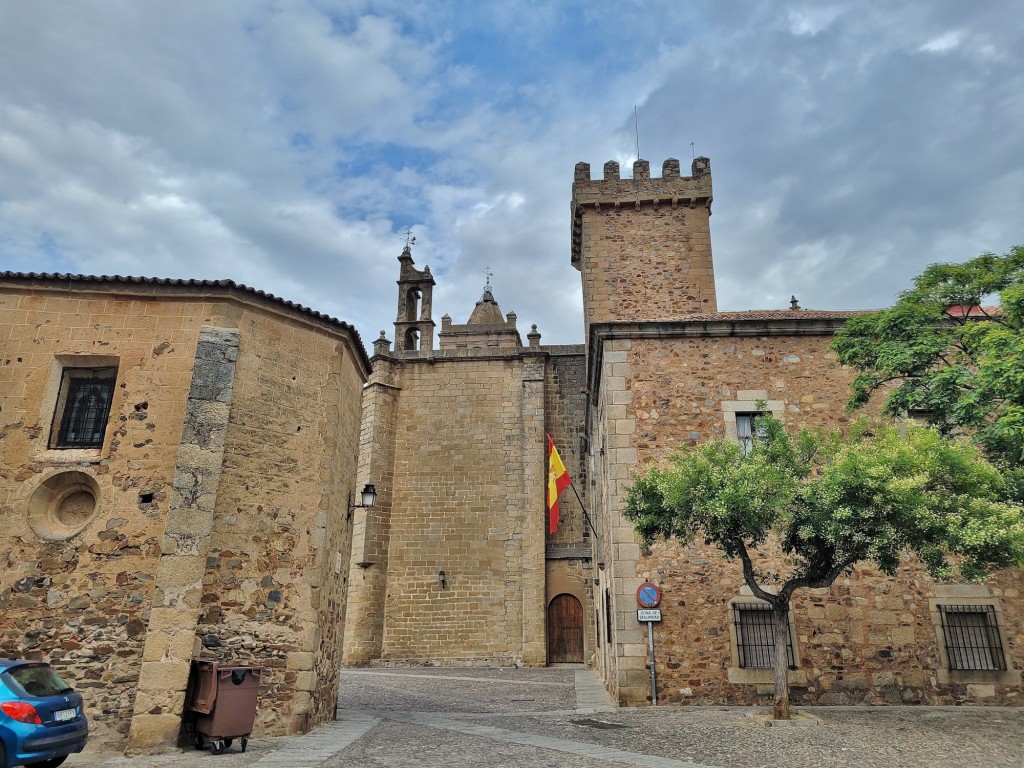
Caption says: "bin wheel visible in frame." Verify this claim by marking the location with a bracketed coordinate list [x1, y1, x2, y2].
[240, 737, 248, 753]
[211, 739, 225, 755]
[193, 733, 204, 750]
[224, 738, 233, 748]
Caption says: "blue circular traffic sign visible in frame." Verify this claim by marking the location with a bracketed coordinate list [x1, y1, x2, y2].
[636, 582, 661, 608]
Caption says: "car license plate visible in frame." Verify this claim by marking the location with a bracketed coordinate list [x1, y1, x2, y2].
[54, 708, 76, 722]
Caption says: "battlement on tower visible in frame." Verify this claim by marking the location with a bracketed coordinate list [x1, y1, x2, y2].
[571, 157, 712, 267]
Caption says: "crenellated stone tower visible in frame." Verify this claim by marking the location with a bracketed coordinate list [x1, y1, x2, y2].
[571, 157, 716, 333]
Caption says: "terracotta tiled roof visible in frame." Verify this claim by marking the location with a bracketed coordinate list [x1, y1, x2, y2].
[681, 309, 874, 322]
[946, 304, 1001, 318]
[0, 271, 369, 369]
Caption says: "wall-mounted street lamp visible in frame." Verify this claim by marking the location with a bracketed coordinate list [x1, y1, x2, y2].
[347, 483, 377, 520]
[438, 570, 447, 589]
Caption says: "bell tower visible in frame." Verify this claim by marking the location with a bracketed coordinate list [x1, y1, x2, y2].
[394, 243, 436, 353]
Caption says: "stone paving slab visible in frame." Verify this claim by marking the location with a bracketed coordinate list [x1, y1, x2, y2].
[65, 668, 1024, 768]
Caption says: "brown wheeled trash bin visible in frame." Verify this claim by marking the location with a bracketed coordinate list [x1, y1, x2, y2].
[186, 661, 262, 755]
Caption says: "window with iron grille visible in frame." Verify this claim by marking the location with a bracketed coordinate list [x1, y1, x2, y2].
[735, 412, 765, 457]
[49, 367, 117, 449]
[939, 604, 1006, 671]
[604, 589, 612, 644]
[732, 602, 796, 669]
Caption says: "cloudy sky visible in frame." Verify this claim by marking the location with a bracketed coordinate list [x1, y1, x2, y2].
[1, 1, 1021, 346]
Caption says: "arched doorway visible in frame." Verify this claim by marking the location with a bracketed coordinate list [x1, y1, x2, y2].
[547, 593, 584, 663]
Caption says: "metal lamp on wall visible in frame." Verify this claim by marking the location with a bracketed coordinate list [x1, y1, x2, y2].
[347, 483, 377, 520]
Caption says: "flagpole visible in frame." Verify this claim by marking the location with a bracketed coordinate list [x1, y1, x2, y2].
[546, 433, 599, 541]
[569, 480, 600, 540]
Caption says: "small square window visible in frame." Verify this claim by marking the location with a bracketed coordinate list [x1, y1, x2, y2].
[735, 412, 765, 457]
[939, 605, 1006, 671]
[733, 603, 796, 669]
[49, 367, 117, 449]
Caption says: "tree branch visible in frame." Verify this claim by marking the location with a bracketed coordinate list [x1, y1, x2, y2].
[736, 540, 780, 605]
[782, 557, 857, 600]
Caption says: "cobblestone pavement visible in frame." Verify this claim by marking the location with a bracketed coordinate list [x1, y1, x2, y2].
[67, 667, 1024, 767]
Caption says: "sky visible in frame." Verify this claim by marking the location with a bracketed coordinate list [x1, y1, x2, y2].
[1, 1, 1021, 346]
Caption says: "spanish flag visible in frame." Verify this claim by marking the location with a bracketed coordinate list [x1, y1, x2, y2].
[547, 434, 571, 534]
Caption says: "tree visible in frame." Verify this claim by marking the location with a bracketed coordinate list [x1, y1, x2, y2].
[830, 246, 1024, 465]
[623, 416, 1024, 720]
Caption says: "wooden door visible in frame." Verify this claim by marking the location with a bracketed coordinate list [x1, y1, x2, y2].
[548, 593, 584, 663]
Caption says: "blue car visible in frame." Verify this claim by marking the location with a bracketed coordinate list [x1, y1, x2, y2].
[0, 660, 87, 768]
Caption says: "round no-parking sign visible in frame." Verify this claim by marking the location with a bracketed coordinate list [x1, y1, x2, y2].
[636, 582, 661, 608]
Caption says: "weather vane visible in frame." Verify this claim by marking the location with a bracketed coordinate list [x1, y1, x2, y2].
[484, 266, 493, 290]
[402, 227, 416, 248]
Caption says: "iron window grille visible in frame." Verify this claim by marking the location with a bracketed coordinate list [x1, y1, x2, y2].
[733, 602, 796, 669]
[49, 367, 117, 449]
[605, 589, 612, 644]
[939, 604, 1006, 671]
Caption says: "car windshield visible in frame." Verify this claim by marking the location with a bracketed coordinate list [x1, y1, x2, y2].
[4, 665, 74, 697]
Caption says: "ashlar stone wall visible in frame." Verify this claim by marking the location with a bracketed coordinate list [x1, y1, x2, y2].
[345, 346, 549, 667]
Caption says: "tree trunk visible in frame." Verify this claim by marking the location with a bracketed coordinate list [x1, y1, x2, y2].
[772, 605, 791, 720]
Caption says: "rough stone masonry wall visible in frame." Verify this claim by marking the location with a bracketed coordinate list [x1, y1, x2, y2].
[572, 159, 716, 333]
[544, 349, 587, 547]
[577, 206, 715, 333]
[0, 288, 209, 749]
[603, 331, 1024, 706]
[191, 308, 365, 736]
[378, 355, 545, 665]
[542, 349, 597, 662]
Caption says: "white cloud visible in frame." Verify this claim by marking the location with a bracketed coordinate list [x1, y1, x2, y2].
[0, 0, 1021, 347]
[920, 30, 964, 53]
[787, 5, 845, 37]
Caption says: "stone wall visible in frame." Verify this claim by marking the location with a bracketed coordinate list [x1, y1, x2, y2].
[571, 157, 716, 333]
[0, 287, 209, 749]
[342, 354, 401, 665]
[190, 308, 365, 737]
[129, 325, 240, 748]
[641, 539, 1024, 707]
[592, 327, 1024, 707]
[543, 348, 587, 546]
[0, 281, 367, 748]
[627, 332, 865, 463]
[366, 353, 545, 664]
[346, 340, 573, 667]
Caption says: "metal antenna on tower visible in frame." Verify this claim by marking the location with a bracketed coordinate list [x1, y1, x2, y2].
[635, 105, 640, 159]
[691, 142, 695, 159]
[402, 227, 416, 248]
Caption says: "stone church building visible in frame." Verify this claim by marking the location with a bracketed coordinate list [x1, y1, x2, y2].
[1, 155, 1021, 750]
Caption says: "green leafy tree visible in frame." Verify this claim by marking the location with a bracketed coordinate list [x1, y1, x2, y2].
[831, 246, 1024, 464]
[623, 417, 1024, 720]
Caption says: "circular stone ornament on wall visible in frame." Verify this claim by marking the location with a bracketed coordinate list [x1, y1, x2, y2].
[27, 471, 101, 540]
